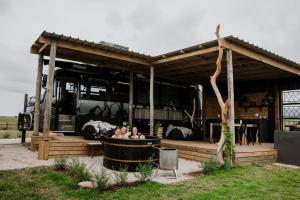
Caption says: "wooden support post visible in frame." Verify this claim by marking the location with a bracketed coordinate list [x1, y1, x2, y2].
[129, 71, 134, 127]
[226, 49, 235, 145]
[274, 81, 281, 130]
[149, 66, 154, 136]
[42, 41, 56, 140]
[38, 140, 50, 160]
[201, 85, 206, 138]
[21, 94, 28, 143]
[33, 54, 43, 136]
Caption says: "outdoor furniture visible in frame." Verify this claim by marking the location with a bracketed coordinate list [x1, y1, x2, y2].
[237, 123, 246, 145]
[209, 123, 259, 145]
[87, 142, 102, 158]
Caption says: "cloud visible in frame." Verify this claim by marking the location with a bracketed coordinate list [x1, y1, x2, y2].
[0, 0, 300, 115]
[0, 0, 11, 12]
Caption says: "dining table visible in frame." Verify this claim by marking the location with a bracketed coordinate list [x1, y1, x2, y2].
[209, 122, 259, 145]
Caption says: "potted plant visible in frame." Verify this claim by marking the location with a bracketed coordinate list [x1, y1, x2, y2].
[154, 121, 163, 138]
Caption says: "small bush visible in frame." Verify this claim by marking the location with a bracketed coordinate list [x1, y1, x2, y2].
[201, 156, 221, 175]
[134, 162, 154, 182]
[94, 168, 109, 191]
[113, 166, 128, 185]
[3, 132, 10, 139]
[220, 159, 232, 171]
[201, 156, 232, 175]
[68, 158, 92, 182]
[54, 157, 68, 171]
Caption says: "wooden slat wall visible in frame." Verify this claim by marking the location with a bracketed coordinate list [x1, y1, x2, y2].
[31, 135, 55, 151]
[205, 92, 269, 120]
[161, 142, 216, 162]
[162, 142, 277, 165]
[33, 136, 103, 159]
[48, 141, 103, 159]
[234, 150, 277, 164]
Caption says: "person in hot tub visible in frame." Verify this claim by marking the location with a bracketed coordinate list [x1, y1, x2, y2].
[112, 126, 122, 138]
[120, 126, 130, 139]
[130, 127, 145, 139]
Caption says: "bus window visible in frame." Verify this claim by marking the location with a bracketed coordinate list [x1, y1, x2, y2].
[80, 78, 108, 101]
[66, 82, 77, 93]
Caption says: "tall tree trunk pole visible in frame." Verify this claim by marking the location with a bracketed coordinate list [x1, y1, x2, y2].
[149, 66, 154, 136]
[129, 71, 134, 127]
[43, 41, 56, 141]
[210, 25, 230, 163]
[226, 49, 235, 145]
[33, 54, 43, 136]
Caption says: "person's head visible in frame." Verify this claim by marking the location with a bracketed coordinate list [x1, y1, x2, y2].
[132, 127, 138, 136]
[121, 126, 127, 135]
[114, 127, 121, 136]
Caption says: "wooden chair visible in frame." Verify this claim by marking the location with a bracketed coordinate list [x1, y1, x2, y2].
[237, 123, 246, 145]
[247, 127, 257, 145]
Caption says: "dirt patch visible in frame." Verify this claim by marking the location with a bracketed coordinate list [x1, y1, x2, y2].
[186, 171, 203, 177]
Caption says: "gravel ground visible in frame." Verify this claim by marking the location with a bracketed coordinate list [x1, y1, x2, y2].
[0, 139, 200, 184]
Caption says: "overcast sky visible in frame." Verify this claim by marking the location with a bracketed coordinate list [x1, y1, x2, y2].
[0, 0, 299, 116]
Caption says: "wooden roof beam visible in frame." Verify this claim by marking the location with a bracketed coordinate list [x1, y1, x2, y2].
[221, 39, 300, 75]
[157, 59, 259, 76]
[170, 68, 292, 82]
[51, 50, 149, 74]
[38, 43, 48, 54]
[34, 36, 150, 66]
[152, 46, 219, 65]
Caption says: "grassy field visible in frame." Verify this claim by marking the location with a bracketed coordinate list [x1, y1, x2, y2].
[0, 130, 21, 139]
[0, 116, 20, 139]
[0, 116, 32, 139]
[0, 116, 18, 123]
[0, 116, 18, 130]
[0, 164, 299, 200]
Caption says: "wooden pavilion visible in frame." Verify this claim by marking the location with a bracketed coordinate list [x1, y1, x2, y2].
[30, 31, 300, 161]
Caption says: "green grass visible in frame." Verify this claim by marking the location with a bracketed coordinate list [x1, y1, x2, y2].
[0, 130, 31, 139]
[0, 164, 300, 200]
[0, 116, 31, 139]
[0, 116, 18, 124]
[0, 116, 18, 130]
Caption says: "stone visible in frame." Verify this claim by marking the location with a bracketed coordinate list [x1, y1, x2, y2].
[78, 181, 98, 189]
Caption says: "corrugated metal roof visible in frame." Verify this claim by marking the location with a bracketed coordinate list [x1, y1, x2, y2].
[33, 31, 152, 60]
[225, 36, 300, 69]
[153, 36, 300, 69]
[31, 31, 300, 70]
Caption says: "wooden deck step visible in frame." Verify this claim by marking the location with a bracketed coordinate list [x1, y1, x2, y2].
[234, 149, 277, 164]
[161, 139, 277, 164]
[47, 141, 103, 159]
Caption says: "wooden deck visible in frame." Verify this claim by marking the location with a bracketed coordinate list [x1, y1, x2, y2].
[32, 135, 103, 160]
[32, 135, 277, 164]
[161, 139, 277, 164]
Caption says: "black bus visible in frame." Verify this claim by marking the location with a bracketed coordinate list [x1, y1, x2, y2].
[21, 60, 201, 139]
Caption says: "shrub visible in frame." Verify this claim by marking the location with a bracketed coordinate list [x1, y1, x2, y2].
[201, 156, 221, 175]
[134, 161, 154, 182]
[201, 156, 232, 175]
[94, 168, 109, 191]
[54, 157, 68, 171]
[220, 159, 232, 171]
[113, 166, 128, 185]
[3, 132, 10, 139]
[68, 158, 92, 182]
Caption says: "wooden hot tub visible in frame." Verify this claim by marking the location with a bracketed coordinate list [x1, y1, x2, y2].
[103, 136, 161, 172]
